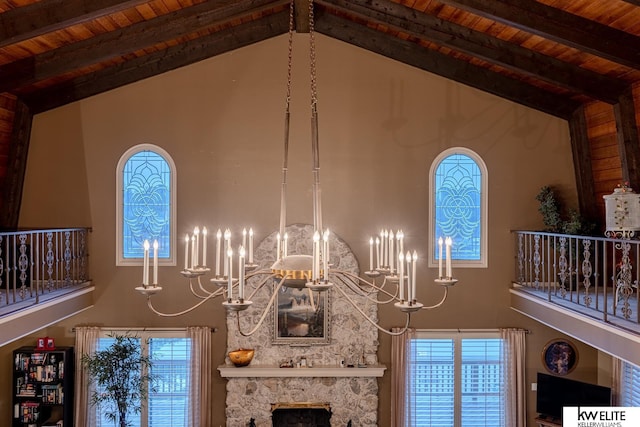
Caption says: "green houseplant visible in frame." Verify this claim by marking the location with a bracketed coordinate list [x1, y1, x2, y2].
[536, 186, 595, 235]
[82, 334, 155, 427]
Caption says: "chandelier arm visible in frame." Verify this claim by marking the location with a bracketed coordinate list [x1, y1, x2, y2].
[333, 270, 399, 301]
[420, 286, 450, 310]
[333, 274, 398, 305]
[245, 273, 279, 301]
[145, 290, 221, 317]
[188, 276, 217, 299]
[331, 281, 410, 335]
[235, 275, 287, 337]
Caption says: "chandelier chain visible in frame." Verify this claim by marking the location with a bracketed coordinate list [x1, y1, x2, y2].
[309, 0, 318, 107]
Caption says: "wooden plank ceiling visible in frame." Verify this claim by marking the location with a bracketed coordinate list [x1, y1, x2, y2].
[0, 0, 639, 229]
[0, 0, 638, 118]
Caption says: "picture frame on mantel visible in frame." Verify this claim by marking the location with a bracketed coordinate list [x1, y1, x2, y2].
[272, 286, 330, 345]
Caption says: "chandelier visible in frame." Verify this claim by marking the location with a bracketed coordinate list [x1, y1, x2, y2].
[135, 0, 458, 336]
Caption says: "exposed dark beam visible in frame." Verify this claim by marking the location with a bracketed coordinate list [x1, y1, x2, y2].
[0, 0, 148, 48]
[0, 0, 289, 93]
[0, 99, 32, 230]
[621, 0, 640, 6]
[614, 89, 640, 190]
[25, 11, 289, 114]
[568, 107, 599, 228]
[438, 0, 640, 70]
[317, 0, 627, 104]
[315, 12, 580, 119]
[294, 0, 310, 33]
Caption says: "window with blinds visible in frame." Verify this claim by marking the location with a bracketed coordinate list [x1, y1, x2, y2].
[620, 361, 640, 406]
[407, 332, 505, 427]
[95, 331, 191, 427]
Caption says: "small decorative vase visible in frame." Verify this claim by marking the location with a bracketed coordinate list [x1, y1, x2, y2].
[228, 349, 254, 367]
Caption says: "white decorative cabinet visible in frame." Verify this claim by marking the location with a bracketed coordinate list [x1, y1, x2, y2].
[603, 186, 640, 238]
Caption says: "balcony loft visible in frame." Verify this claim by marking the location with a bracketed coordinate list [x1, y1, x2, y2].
[0, 228, 93, 346]
[512, 231, 640, 366]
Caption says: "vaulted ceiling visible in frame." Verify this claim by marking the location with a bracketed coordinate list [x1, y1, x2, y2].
[1, 0, 640, 228]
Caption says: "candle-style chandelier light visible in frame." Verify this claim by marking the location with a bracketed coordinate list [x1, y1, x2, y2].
[135, 0, 458, 336]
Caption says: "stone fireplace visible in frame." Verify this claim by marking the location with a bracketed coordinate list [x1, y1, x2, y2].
[220, 225, 383, 426]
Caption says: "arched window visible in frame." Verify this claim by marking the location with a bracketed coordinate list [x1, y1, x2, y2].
[116, 144, 176, 266]
[429, 147, 487, 268]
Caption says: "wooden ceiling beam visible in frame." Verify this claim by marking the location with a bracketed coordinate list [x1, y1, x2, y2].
[317, 0, 627, 104]
[294, 0, 310, 33]
[24, 10, 290, 114]
[621, 0, 640, 6]
[438, 0, 640, 70]
[0, 0, 149, 49]
[614, 89, 640, 190]
[0, 0, 289, 94]
[568, 107, 598, 228]
[0, 99, 32, 230]
[314, 11, 581, 119]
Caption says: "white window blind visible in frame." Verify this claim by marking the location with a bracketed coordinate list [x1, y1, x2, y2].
[148, 337, 191, 427]
[95, 331, 191, 427]
[408, 331, 505, 427]
[621, 361, 640, 406]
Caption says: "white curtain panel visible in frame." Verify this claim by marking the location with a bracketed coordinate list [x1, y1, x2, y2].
[74, 326, 100, 427]
[187, 326, 212, 427]
[391, 327, 416, 427]
[501, 328, 527, 427]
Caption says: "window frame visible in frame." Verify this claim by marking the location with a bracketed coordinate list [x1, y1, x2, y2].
[95, 328, 190, 427]
[428, 147, 488, 269]
[407, 329, 504, 427]
[116, 143, 177, 266]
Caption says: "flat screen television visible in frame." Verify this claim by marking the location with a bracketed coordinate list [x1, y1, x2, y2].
[536, 372, 612, 420]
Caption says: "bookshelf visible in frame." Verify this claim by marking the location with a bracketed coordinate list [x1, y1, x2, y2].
[12, 347, 73, 427]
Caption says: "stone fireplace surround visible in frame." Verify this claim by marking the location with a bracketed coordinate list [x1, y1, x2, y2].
[221, 225, 383, 426]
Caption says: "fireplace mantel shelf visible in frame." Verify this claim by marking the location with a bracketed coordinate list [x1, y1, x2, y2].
[218, 364, 386, 378]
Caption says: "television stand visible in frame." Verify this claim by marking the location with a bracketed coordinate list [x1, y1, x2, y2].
[535, 416, 561, 427]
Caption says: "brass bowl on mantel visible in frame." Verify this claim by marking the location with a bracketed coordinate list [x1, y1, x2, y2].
[228, 349, 254, 367]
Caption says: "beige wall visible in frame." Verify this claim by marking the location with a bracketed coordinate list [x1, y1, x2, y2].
[2, 34, 604, 426]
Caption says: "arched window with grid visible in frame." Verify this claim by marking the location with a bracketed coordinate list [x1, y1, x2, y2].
[116, 144, 176, 266]
[429, 147, 487, 268]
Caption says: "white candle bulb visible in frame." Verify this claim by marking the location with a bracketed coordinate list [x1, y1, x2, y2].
[249, 228, 254, 264]
[383, 229, 389, 267]
[406, 251, 412, 302]
[215, 229, 222, 276]
[238, 246, 245, 300]
[224, 229, 231, 277]
[242, 228, 247, 252]
[398, 251, 405, 301]
[313, 231, 320, 281]
[194, 227, 200, 267]
[398, 230, 404, 255]
[323, 229, 330, 281]
[369, 237, 374, 271]
[152, 240, 158, 286]
[375, 237, 381, 269]
[202, 227, 208, 267]
[191, 235, 196, 269]
[143, 240, 150, 286]
[227, 248, 233, 300]
[184, 234, 190, 270]
[438, 237, 444, 278]
[412, 250, 418, 302]
[389, 231, 395, 274]
[445, 237, 453, 278]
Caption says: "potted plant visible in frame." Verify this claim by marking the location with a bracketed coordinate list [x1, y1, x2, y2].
[82, 333, 155, 427]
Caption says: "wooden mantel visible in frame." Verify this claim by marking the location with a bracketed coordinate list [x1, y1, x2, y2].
[218, 364, 386, 378]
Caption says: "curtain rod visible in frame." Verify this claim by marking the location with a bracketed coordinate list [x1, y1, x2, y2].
[70, 326, 218, 333]
[390, 328, 531, 334]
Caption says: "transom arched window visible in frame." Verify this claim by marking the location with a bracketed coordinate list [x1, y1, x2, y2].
[116, 144, 176, 266]
[429, 147, 487, 268]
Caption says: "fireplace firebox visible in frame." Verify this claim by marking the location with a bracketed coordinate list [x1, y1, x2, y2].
[271, 402, 331, 427]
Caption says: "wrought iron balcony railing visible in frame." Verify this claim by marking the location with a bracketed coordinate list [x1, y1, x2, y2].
[0, 228, 91, 315]
[513, 231, 640, 333]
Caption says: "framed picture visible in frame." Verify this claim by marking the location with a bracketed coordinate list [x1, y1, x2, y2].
[273, 286, 330, 345]
[542, 339, 578, 375]
[45, 337, 55, 350]
[36, 337, 46, 350]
